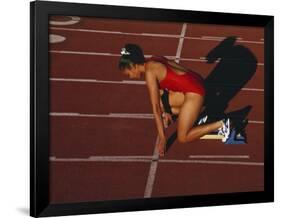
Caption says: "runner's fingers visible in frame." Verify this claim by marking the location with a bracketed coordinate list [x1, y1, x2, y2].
[167, 114, 173, 123]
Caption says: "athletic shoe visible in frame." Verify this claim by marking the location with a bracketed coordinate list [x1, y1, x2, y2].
[218, 118, 231, 142]
[197, 115, 208, 125]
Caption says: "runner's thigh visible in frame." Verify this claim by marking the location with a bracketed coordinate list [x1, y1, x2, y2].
[177, 93, 204, 140]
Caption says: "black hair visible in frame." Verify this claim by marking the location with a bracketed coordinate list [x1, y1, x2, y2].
[118, 44, 145, 70]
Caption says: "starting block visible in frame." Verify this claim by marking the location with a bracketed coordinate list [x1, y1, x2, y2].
[224, 128, 246, 144]
[200, 134, 223, 140]
[169, 114, 247, 144]
[197, 114, 246, 144]
[200, 128, 246, 144]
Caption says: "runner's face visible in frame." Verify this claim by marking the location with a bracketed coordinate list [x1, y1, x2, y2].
[122, 64, 140, 79]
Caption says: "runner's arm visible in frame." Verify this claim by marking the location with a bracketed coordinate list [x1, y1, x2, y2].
[145, 69, 166, 139]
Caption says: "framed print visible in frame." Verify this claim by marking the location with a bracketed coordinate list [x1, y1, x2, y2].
[30, 0, 274, 217]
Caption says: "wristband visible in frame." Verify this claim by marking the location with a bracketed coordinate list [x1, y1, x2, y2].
[161, 89, 172, 114]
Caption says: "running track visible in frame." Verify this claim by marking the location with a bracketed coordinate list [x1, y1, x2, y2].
[48, 16, 264, 203]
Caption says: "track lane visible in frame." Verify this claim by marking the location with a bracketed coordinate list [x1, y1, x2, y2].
[49, 16, 265, 203]
[152, 162, 263, 198]
[50, 15, 184, 35]
[185, 23, 264, 41]
[50, 81, 264, 121]
[50, 115, 263, 162]
[50, 161, 151, 203]
[49, 53, 264, 89]
[50, 116, 157, 157]
[49, 29, 179, 55]
[181, 39, 263, 63]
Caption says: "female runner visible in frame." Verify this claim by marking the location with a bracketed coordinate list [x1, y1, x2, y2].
[118, 44, 230, 156]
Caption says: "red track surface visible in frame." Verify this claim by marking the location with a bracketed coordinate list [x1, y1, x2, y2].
[49, 15, 264, 204]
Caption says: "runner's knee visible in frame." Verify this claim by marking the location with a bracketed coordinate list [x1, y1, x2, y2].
[177, 131, 187, 143]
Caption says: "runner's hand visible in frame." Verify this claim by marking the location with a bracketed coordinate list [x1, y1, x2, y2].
[157, 136, 166, 157]
[162, 112, 173, 128]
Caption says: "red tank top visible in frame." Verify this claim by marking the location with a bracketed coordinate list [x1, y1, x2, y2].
[145, 56, 206, 96]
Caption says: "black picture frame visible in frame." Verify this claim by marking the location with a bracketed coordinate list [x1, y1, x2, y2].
[30, 0, 274, 217]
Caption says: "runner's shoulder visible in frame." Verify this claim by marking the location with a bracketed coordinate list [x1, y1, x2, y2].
[146, 57, 166, 71]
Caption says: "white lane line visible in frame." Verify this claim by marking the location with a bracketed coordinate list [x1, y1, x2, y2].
[144, 23, 187, 198]
[50, 26, 264, 44]
[50, 112, 79, 116]
[175, 23, 187, 63]
[50, 157, 151, 163]
[189, 155, 250, 159]
[181, 57, 210, 62]
[200, 36, 263, 45]
[50, 78, 146, 85]
[201, 36, 242, 40]
[237, 40, 264, 45]
[248, 120, 264, 124]
[89, 155, 153, 160]
[181, 57, 264, 66]
[241, 88, 264, 92]
[144, 136, 160, 198]
[50, 156, 263, 166]
[49, 50, 175, 60]
[141, 33, 180, 38]
[51, 27, 126, 35]
[49, 50, 265, 66]
[122, 80, 146, 85]
[50, 50, 119, 56]
[50, 27, 181, 38]
[50, 78, 130, 85]
[49, 112, 154, 119]
[51, 155, 154, 160]
[160, 159, 264, 166]
[49, 112, 264, 125]
[109, 113, 153, 118]
[199, 56, 263, 65]
[50, 77, 264, 92]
